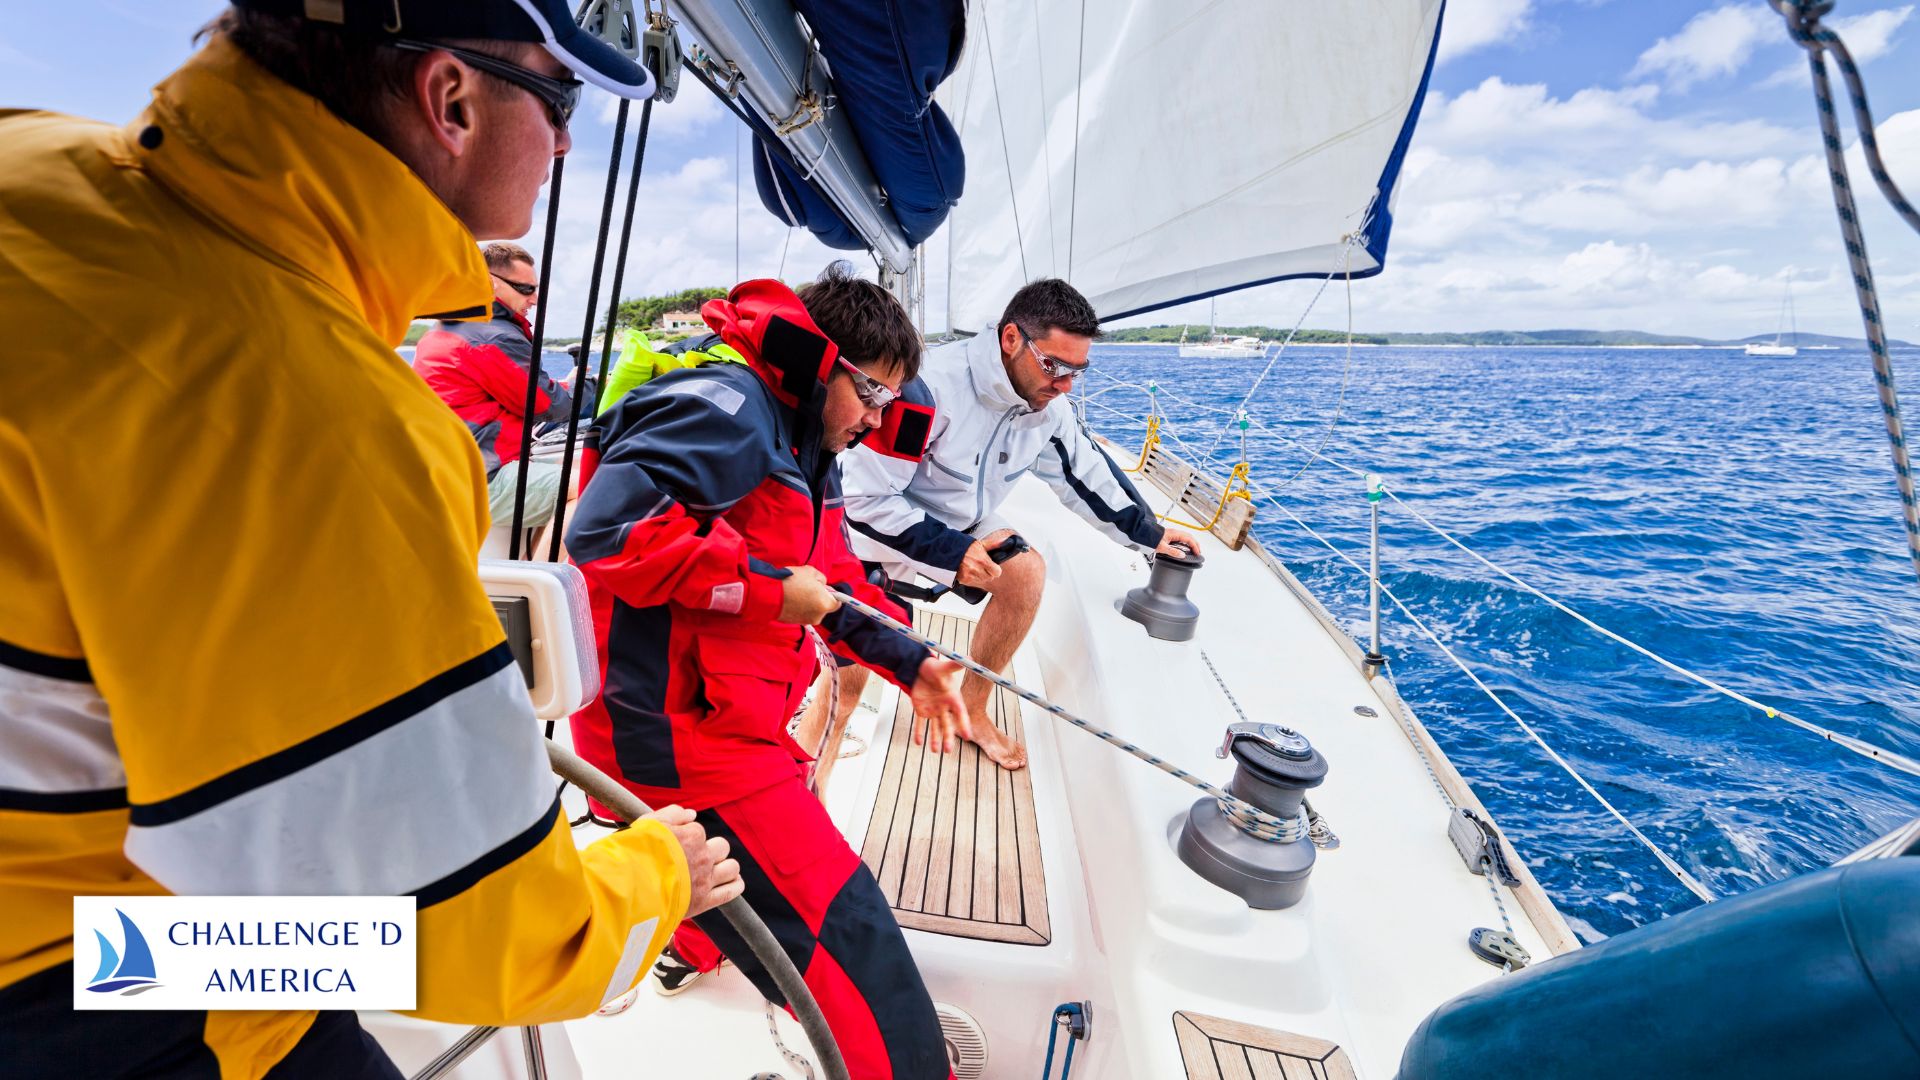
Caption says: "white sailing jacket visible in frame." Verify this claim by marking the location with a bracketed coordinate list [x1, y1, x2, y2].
[841, 328, 1165, 586]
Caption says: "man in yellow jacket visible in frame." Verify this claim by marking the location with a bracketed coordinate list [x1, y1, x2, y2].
[0, 2, 742, 1076]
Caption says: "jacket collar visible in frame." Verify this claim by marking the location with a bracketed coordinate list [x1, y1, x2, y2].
[703, 279, 840, 471]
[703, 279, 838, 420]
[130, 36, 490, 345]
[965, 325, 1031, 413]
[494, 301, 533, 339]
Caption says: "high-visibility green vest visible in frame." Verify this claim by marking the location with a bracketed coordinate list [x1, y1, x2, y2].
[596, 326, 746, 415]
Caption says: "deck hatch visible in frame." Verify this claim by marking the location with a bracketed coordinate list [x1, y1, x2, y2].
[1172, 1011, 1359, 1080]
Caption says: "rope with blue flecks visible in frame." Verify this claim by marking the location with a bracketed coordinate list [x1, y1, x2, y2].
[835, 593, 1307, 843]
[1773, 0, 1920, 582]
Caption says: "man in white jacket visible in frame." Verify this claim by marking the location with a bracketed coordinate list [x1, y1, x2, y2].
[819, 280, 1197, 769]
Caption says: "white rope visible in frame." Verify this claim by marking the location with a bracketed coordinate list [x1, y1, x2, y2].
[765, 1000, 816, 1080]
[835, 594, 1306, 841]
[1379, 487, 1920, 778]
[1255, 490, 1717, 902]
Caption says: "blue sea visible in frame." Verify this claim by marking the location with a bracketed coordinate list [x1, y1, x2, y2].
[1079, 344, 1920, 942]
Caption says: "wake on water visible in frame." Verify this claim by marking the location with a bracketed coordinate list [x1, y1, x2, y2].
[1083, 344, 1920, 939]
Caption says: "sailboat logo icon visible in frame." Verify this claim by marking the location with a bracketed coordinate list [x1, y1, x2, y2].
[86, 908, 162, 995]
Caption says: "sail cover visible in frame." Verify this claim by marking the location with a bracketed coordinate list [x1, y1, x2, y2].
[749, 0, 968, 251]
[940, 0, 1445, 329]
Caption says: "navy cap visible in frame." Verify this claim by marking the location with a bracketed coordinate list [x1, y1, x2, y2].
[231, 0, 655, 100]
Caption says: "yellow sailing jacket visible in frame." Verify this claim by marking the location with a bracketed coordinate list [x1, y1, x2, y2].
[0, 37, 686, 1075]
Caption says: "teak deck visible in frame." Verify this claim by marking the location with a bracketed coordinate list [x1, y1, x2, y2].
[858, 608, 1050, 945]
[1173, 1012, 1360, 1080]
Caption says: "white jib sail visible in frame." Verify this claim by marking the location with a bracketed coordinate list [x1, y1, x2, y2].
[940, 0, 1445, 330]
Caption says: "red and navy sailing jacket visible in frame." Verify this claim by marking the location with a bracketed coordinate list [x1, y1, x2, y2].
[414, 301, 573, 477]
[565, 280, 927, 808]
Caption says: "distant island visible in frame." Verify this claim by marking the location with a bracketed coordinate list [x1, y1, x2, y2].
[1102, 325, 1915, 349]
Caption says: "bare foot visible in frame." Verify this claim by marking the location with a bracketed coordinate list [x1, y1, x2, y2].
[971, 725, 1028, 771]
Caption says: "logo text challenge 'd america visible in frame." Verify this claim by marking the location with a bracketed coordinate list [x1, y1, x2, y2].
[74, 896, 415, 1009]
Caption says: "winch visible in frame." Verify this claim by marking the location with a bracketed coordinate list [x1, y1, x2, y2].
[1175, 722, 1329, 908]
[1119, 542, 1203, 640]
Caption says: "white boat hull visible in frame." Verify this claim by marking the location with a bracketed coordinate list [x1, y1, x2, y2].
[382, 449, 1572, 1079]
[1178, 344, 1265, 358]
[1745, 343, 1798, 357]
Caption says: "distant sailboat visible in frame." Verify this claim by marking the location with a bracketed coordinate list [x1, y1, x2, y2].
[1179, 299, 1265, 358]
[1746, 282, 1799, 357]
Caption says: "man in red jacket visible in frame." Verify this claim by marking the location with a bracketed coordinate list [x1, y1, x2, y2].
[415, 240, 574, 528]
[567, 268, 965, 1079]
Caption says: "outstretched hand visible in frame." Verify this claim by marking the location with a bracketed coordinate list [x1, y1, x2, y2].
[909, 656, 971, 752]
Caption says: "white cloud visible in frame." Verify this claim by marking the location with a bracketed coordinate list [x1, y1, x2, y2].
[1418, 77, 1803, 163]
[1437, 0, 1534, 64]
[1631, 5, 1783, 90]
[1761, 5, 1914, 87]
[1515, 158, 1801, 233]
[1423, 78, 1659, 144]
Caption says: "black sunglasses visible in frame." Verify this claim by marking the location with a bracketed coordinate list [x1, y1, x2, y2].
[388, 39, 582, 131]
[491, 272, 538, 297]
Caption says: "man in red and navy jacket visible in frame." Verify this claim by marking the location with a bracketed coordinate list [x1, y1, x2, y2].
[415, 241, 574, 526]
[566, 268, 964, 1079]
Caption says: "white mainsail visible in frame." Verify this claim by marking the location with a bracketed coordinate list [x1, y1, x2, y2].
[940, 0, 1444, 329]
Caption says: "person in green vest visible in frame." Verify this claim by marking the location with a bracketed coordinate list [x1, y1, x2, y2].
[596, 322, 747, 415]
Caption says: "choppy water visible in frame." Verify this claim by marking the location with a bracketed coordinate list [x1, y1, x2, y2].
[1079, 344, 1920, 941]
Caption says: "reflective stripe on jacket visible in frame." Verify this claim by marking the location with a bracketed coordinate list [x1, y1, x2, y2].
[0, 37, 686, 1075]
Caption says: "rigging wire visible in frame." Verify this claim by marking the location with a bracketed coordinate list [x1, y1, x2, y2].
[1202, 212, 1372, 458]
[1262, 241, 1359, 496]
[1066, 0, 1087, 278]
[1089, 383, 1920, 778]
[508, 155, 568, 559]
[1254, 490, 1718, 903]
[978, 2, 1031, 282]
[545, 98, 634, 562]
[1028, 0, 1059, 271]
[1772, 0, 1920, 582]
[1379, 487, 1920, 778]
[595, 98, 655, 390]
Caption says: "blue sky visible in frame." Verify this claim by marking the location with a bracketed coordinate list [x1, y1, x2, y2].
[4, 1, 1918, 339]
